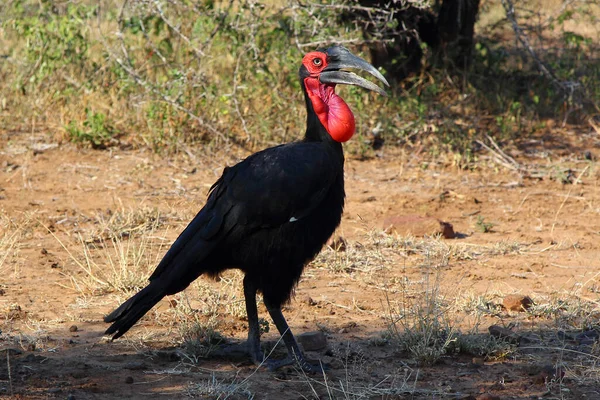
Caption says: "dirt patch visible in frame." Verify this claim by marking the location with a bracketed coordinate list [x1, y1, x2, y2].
[1, 128, 600, 399]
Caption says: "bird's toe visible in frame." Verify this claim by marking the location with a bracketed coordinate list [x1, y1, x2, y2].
[264, 356, 326, 374]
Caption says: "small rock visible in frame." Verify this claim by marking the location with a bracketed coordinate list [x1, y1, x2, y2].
[69, 325, 78, 332]
[340, 321, 357, 332]
[472, 357, 485, 366]
[24, 353, 46, 363]
[321, 355, 343, 369]
[168, 299, 178, 308]
[41, 248, 48, 255]
[302, 296, 317, 306]
[24, 353, 36, 362]
[8, 304, 24, 319]
[383, 215, 455, 239]
[475, 394, 500, 400]
[531, 364, 564, 384]
[488, 325, 520, 344]
[575, 329, 600, 345]
[370, 134, 384, 150]
[273, 369, 290, 381]
[297, 331, 327, 351]
[0, 288, 5, 296]
[125, 376, 134, 384]
[1, 348, 23, 356]
[262, 340, 287, 356]
[154, 350, 180, 362]
[556, 330, 573, 341]
[328, 236, 347, 252]
[502, 294, 534, 311]
[30, 142, 58, 154]
[125, 361, 146, 370]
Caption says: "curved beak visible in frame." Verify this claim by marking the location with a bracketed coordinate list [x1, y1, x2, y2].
[320, 46, 389, 96]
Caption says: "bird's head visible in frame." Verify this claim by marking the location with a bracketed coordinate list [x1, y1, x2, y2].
[300, 46, 389, 143]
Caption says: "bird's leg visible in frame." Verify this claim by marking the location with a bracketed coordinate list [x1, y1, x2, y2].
[216, 276, 264, 364]
[265, 304, 324, 373]
[243, 276, 264, 365]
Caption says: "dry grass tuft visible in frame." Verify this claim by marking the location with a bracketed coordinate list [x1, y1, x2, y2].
[457, 333, 516, 360]
[89, 206, 168, 242]
[384, 256, 460, 366]
[0, 211, 23, 276]
[314, 231, 528, 275]
[178, 319, 227, 362]
[49, 213, 168, 297]
[321, 231, 523, 365]
[184, 374, 254, 399]
[296, 353, 419, 400]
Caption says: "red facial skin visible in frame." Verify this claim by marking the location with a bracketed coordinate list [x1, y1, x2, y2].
[302, 52, 356, 143]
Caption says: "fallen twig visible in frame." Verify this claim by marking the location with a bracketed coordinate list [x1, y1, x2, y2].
[475, 136, 522, 173]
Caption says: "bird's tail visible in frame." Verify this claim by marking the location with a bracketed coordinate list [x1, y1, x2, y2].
[104, 284, 165, 340]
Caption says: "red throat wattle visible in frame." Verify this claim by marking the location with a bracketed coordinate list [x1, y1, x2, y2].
[304, 77, 355, 143]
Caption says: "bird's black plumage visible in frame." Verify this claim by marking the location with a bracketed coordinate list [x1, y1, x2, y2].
[104, 46, 388, 371]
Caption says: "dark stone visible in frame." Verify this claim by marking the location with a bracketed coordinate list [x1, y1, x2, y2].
[297, 331, 327, 351]
[488, 325, 520, 344]
[1, 348, 23, 356]
[124, 361, 146, 370]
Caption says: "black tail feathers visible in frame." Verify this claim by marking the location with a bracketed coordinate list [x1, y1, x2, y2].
[104, 284, 165, 340]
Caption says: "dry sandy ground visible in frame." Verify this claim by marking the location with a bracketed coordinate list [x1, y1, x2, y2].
[1, 125, 600, 399]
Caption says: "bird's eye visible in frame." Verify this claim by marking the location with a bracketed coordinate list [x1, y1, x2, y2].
[313, 58, 322, 66]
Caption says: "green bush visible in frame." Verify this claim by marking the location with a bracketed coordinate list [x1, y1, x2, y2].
[0, 0, 597, 162]
[67, 108, 117, 149]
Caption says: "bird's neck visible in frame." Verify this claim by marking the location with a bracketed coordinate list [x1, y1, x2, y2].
[302, 88, 342, 148]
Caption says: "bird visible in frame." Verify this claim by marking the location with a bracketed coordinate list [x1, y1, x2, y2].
[104, 45, 388, 372]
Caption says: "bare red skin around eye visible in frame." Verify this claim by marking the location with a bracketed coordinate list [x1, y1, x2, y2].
[301, 52, 356, 143]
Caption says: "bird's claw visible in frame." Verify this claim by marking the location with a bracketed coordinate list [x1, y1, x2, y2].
[250, 351, 265, 366]
[217, 341, 326, 374]
[264, 357, 294, 371]
[265, 356, 327, 374]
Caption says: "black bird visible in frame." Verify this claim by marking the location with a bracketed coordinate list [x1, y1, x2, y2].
[104, 46, 388, 371]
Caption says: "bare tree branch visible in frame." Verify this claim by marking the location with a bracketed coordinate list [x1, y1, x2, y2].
[501, 0, 581, 100]
[95, 0, 230, 143]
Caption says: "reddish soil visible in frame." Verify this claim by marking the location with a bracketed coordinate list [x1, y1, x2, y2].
[1, 126, 599, 399]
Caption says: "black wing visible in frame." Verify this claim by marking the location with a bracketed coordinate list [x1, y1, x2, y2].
[149, 142, 341, 283]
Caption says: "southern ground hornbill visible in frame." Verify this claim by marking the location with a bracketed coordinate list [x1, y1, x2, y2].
[104, 46, 388, 371]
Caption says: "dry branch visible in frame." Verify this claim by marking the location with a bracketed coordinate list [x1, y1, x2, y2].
[501, 0, 582, 101]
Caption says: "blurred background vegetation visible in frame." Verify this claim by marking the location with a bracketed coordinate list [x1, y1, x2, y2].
[0, 0, 598, 165]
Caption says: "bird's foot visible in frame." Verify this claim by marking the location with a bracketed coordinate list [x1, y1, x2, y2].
[265, 355, 327, 374]
[243, 340, 265, 366]
[215, 342, 249, 359]
[214, 342, 326, 374]
[214, 341, 264, 365]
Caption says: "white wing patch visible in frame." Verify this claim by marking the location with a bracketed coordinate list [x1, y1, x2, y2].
[289, 217, 298, 222]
